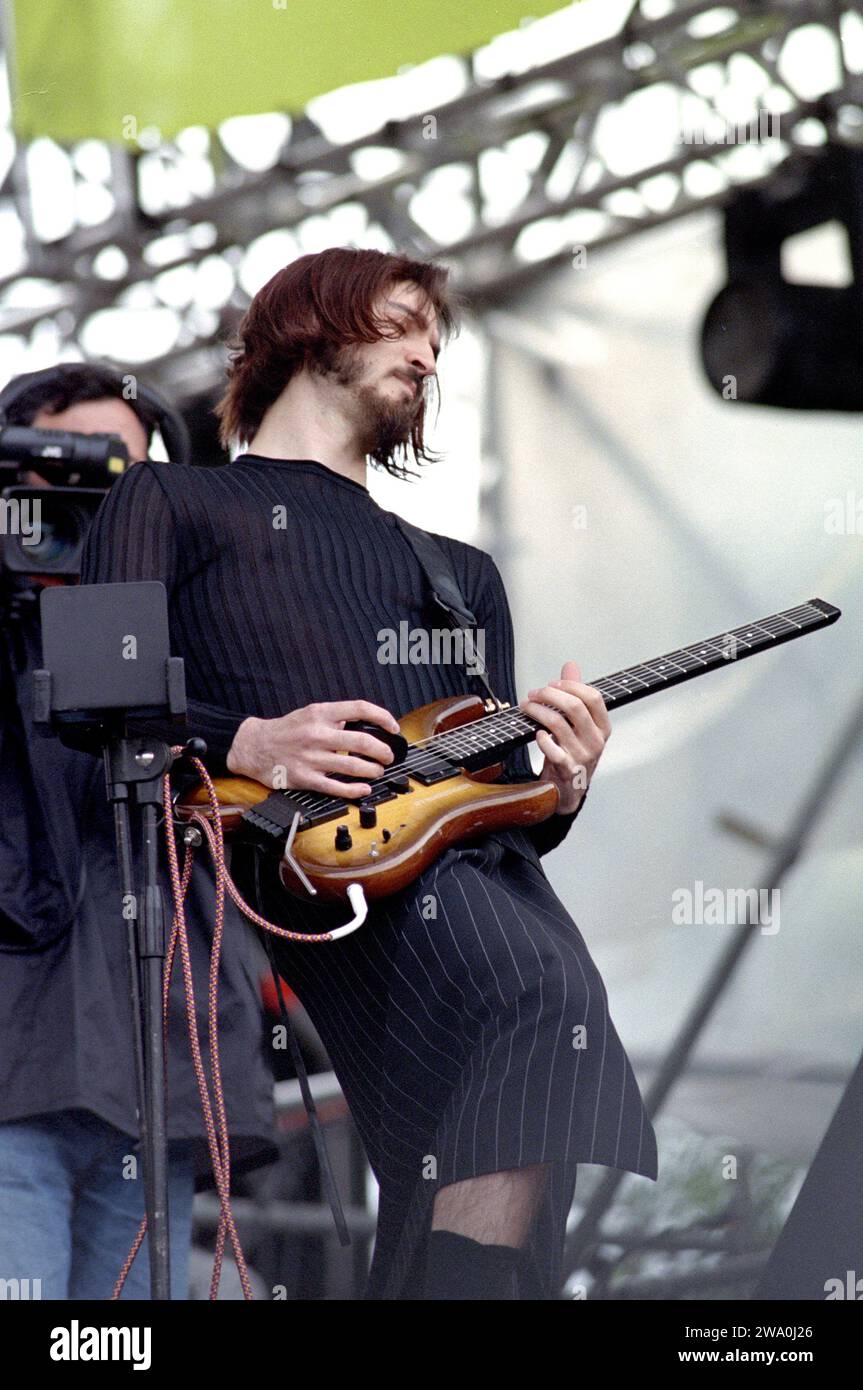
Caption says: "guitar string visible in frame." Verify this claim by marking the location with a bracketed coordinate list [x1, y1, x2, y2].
[275, 605, 828, 816]
[263, 605, 828, 818]
[253, 604, 829, 820]
[310, 607, 824, 773]
[362, 605, 827, 764]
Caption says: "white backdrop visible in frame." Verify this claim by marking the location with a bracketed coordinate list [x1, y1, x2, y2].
[481, 212, 863, 1163]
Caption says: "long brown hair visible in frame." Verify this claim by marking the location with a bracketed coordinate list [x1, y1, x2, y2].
[215, 247, 462, 478]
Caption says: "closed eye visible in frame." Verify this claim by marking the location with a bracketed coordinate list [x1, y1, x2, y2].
[386, 299, 441, 359]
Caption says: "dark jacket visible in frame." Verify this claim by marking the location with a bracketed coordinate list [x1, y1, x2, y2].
[0, 574, 276, 1182]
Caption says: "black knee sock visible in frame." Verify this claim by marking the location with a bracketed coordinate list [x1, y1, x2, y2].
[423, 1230, 521, 1300]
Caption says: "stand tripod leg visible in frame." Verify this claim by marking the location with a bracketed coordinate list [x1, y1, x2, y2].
[105, 744, 173, 1302]
[139, 803, 171, 1301]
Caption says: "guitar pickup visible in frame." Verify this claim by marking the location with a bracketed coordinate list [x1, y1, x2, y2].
[364, 785, 399, 804]
[412, 758, 460, 785]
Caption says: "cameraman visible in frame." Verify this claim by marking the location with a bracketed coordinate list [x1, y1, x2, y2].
[0, 364, 275, 1300]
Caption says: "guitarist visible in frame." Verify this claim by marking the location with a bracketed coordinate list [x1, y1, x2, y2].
[82, 246, 658, 1300]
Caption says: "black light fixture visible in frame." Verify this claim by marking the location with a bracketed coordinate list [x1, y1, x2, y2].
[700, 145, 863, 411]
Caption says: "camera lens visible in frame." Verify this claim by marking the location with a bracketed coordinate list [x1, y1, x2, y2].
[24, 503, 87, 569]
[1, 488, 105, 577]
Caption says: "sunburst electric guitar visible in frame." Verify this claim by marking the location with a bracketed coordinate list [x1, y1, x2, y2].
[176, 599, 839, 916]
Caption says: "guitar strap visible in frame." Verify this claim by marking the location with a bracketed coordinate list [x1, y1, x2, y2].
[393, 515, 505, 709]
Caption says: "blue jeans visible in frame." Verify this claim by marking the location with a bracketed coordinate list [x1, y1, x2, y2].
[0, 1109, 196, 1300]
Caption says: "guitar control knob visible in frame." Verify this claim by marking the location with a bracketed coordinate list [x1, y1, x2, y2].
[334, 824, 353, 851]
[359, 803, 377, 829]
[389, 774, 410, 793]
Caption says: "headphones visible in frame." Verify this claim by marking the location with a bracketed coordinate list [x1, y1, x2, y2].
[0, 362, 191, 466]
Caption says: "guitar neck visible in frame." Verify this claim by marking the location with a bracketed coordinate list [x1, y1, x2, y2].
[433, 598, 841, 769]
[586, 597, 839, 711]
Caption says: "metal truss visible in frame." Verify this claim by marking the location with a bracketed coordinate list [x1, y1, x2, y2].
[2, 0, 863, 401]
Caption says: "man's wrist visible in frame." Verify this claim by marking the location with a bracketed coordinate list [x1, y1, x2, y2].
[226, 716, 261, 776]
[556, 784, 588, 817]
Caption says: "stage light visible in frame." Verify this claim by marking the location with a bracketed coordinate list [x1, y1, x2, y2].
[700, 145, 863, 411]
[701, 276, 863, 409]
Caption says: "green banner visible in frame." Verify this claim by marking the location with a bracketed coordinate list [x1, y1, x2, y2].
[10, 0, 570, 144]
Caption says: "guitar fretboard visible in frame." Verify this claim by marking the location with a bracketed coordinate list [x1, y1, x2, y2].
[429, 598, 840, 766]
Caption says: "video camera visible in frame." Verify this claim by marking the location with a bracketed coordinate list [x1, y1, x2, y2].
[0, 426, 130, 577]
[0, 364, 190, 580]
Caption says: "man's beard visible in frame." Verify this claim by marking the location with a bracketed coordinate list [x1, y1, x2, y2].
[318, 342, 420, 461]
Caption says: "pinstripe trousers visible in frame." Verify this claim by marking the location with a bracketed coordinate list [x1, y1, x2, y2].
[238, 835, 658, 1300]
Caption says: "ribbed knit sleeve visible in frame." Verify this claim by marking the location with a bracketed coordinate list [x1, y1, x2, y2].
[80, 462, 246, 770]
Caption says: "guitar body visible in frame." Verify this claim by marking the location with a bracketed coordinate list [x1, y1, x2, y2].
[178, 695, 559, 903]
